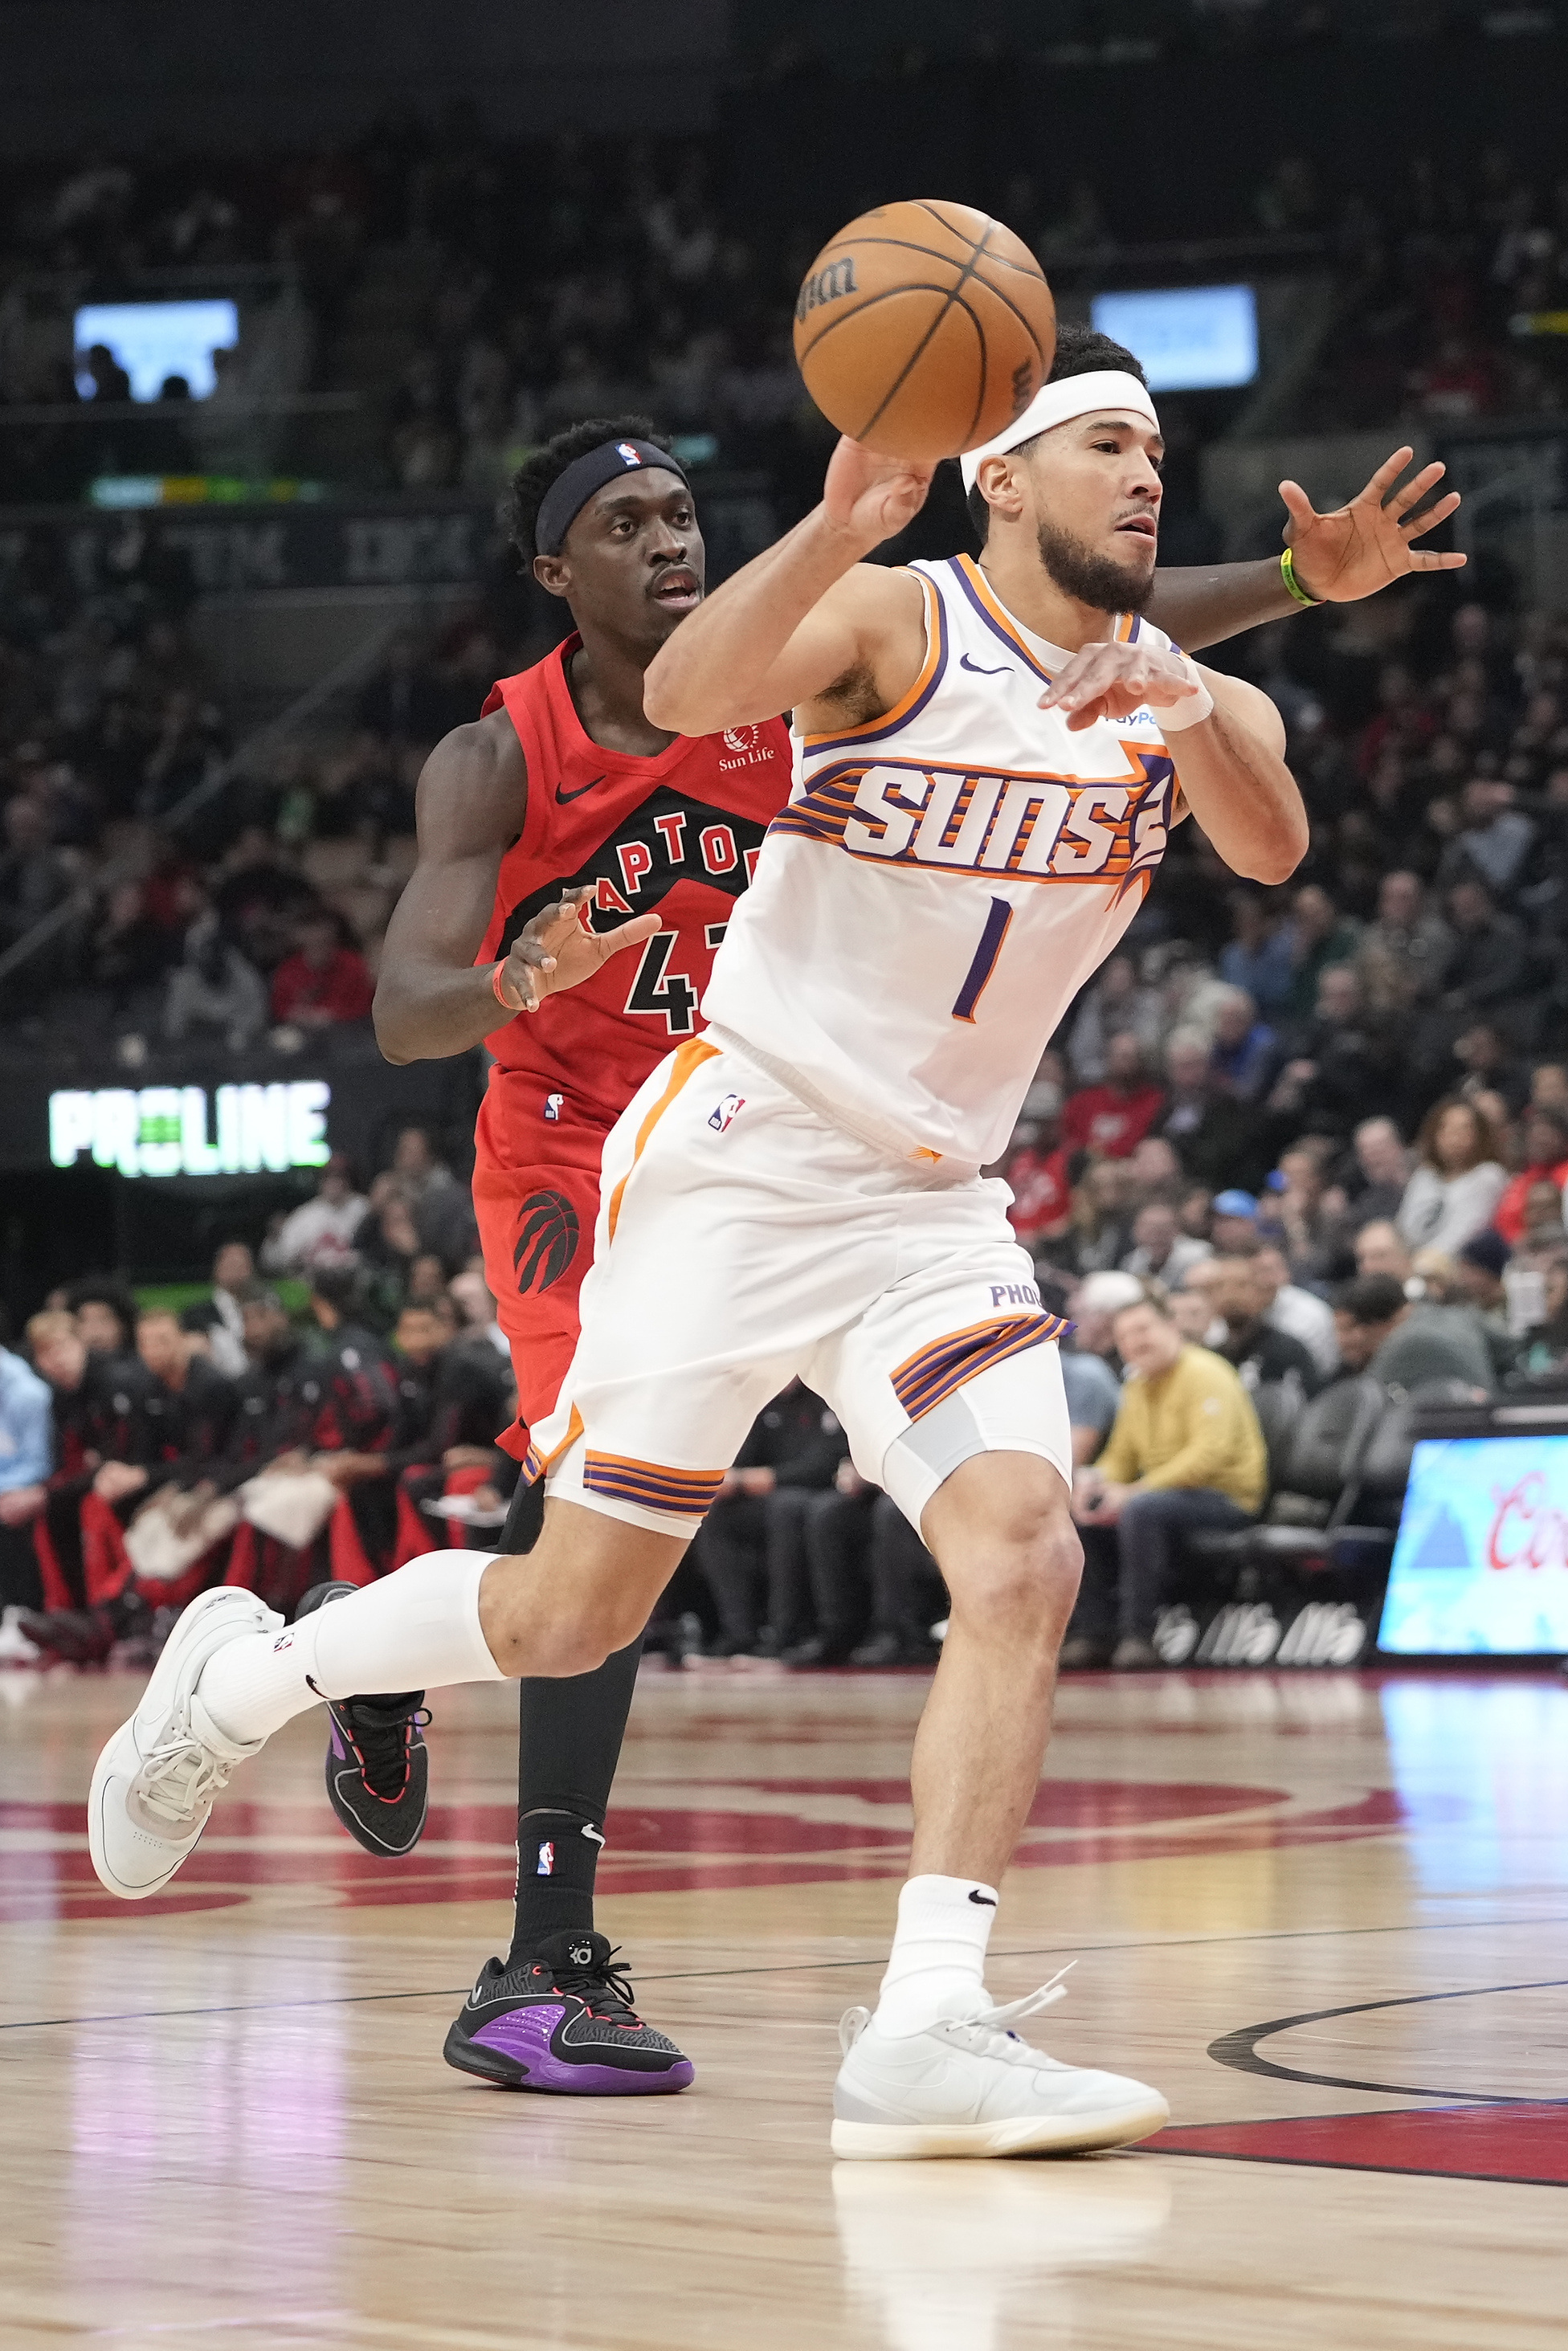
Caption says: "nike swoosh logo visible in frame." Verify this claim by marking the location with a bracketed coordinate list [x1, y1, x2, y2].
[959, 654, 1010, 676]
[967, 1889, 998, 1906]
[556, 773, 606, 805]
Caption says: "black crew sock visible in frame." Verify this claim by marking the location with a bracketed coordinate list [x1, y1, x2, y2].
[507, 1637, 644, 1960]
[498, 1473, 545, 1556]
[500, 1465, 645, 1965]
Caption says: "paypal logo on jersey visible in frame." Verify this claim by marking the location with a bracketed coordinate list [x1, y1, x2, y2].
[783, 751, 1174, 893]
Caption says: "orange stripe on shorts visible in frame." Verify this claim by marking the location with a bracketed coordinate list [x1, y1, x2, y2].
[605, 1037, 721, 1243]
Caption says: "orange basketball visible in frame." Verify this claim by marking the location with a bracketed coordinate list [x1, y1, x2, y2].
[792, 198, 1056, 463]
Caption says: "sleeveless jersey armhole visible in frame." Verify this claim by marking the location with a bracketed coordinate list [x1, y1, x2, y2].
[798, 568, 945, 753]
[487, 655, 570, 876]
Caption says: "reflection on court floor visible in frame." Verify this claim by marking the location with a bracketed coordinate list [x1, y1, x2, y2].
[4, 1663, 1566, 2350]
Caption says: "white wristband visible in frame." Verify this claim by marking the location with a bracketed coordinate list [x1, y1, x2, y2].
[1154, 652, 1214, 733]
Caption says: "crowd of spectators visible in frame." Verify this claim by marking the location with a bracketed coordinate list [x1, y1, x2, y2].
[0, 508, 488, 1035]
[2, 101, 1567, 1043]
[0, 1120, 514, 1667]
[2, 111, 1566, 499]
[2, 89, 1568, 1671]
[6, 880, 1568, 1675]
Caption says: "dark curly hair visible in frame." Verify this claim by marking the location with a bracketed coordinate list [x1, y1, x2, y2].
[501, 414, 674, 565]
[966, 324, 1149, 546]
[66, 1276, 140, 1345]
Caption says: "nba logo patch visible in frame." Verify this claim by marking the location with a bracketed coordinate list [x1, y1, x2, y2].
[544, 1092, 564, 1122]
[708, 1092, 745, 1133]
[537, 1840, 555, 1877]
[616, 442, 642, 467]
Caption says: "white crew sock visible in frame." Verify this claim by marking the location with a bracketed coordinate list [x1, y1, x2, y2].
[873, 1872, 998, 2037]
[198, 1549, 506, 1744]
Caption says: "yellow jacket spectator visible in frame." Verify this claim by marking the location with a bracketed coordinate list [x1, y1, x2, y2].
[1093, 1337, 1266, 1512]
[1065, 1288, 1267, 1671]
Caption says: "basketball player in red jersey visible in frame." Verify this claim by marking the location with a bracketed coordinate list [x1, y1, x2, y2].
[305, 396, 1464, 2093]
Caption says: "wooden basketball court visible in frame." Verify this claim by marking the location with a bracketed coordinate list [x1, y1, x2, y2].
[5, 1662, 1566, 2349]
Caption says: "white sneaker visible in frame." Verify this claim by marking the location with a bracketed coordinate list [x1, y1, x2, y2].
[88, 1586, 282, 1899]
[831, 1973, 1169, 2160]
[0, 1605, 41, 1666]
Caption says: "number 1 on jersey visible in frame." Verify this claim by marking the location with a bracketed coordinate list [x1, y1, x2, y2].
[952, 897, 1014, 1022]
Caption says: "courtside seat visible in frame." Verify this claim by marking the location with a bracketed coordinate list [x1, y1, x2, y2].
[1182, 1375, 1396, 1583]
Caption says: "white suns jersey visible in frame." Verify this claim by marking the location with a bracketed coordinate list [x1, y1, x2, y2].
[700, 554, 1182, 1169]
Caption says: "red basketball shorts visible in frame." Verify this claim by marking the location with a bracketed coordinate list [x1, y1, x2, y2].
[472, 1082, 606, 1459]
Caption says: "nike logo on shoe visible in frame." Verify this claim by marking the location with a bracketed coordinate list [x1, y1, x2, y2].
[556, 773, 606, 804]
[959, 655, 1010, 677]
[967, 1890, 997, 1906]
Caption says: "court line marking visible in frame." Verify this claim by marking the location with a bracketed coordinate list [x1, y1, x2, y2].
[80, 2320, 520, 2349]
[1207, 1977, 1568, 2103]
[7, 1914, 1568, 2035]
[81, 2313, 355, 2339]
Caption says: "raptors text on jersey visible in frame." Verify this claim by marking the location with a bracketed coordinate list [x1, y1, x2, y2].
[476, 635, 793, 1151]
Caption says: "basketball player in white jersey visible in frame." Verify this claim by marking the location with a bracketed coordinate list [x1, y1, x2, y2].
[88, 333, 1305, 2158]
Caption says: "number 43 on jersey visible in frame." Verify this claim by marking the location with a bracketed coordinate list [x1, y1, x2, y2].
[622, 920, 728, 1036]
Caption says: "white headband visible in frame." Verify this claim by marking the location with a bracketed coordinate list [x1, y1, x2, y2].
[959, 370, 1159, 491]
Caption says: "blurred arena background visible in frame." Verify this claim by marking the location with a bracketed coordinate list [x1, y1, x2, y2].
[1, 0, 1565, 1290]
[2, 0, 1567, 1665]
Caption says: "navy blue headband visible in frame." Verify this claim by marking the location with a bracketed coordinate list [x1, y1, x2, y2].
[533, 438, 691, 557]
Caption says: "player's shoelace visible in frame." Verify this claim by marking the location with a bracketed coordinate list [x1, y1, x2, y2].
[548, 1943, 643, 2023]
[336, 1695, 430, 1802]
[133, 1719, 238, 1830]
[839, 1966, 1076, 2062]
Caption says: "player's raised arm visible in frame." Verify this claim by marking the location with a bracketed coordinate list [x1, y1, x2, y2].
[1145, 446, 1464, 651]
[1160, 667, 1308, 884]
[372, 719, 656, 1064]
[642, 439, 934, 736]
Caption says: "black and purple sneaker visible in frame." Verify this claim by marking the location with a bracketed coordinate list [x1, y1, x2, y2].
[443, 1930, 694, 2095]
[297, 1581, 430, 1859]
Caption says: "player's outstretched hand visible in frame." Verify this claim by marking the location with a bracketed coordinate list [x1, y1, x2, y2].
[1280, 447, 1465, 602]
[1039, 641, 1201, 733]
[823, 435, 935, 549]
[497, 888, 661, 1015]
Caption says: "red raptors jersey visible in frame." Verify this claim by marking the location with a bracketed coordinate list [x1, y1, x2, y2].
[476, 635, 793, 1145]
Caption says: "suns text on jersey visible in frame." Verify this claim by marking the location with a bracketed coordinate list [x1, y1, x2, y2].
[774, 749, 1176, 896]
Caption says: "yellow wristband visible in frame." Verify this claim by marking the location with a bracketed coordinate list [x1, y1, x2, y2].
[1280, 546, 1320, 609]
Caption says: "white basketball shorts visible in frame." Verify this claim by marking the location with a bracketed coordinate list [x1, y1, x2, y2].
[523, 1039, 1073, 1540]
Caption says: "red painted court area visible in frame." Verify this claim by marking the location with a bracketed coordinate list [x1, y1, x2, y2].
[6, 1667, 1568, 2350]
[1153, 2102, 1568, 2187]
[0, 1770, 1430, 1920]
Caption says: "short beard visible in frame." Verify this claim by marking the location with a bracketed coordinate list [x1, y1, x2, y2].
[1035, 517, 1155, 615]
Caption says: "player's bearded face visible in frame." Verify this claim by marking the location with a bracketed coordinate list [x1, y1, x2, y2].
[1034, 516, 1155, 614]
[1026, 422, 1161, 614]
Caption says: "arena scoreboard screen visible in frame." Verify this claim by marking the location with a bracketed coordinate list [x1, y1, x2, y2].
[74, 299, 239, 401]
[1089, 284, 1259, 392]
[1380, 1435, 1568, 1655]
